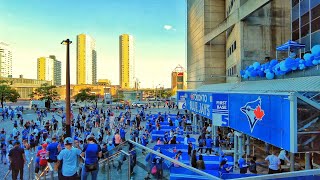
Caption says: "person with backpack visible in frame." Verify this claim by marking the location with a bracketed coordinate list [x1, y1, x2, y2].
[81, 136, 102, 180]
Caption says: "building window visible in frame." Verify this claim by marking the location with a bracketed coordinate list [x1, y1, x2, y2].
[311, 17, 320, 32]
[292, 19, 300, 31]
[311, 4, 320, 20]
[301, 24, 310, 37]
[292, 0, 300, 7]
[301, 12, 310, 26]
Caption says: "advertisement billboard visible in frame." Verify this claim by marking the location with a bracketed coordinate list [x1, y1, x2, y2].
[228, 94, 291, 151]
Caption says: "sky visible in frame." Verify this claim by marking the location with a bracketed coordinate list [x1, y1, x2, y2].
[0, 0, 186, 88]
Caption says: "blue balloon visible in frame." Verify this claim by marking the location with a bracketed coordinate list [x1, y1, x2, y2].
[259, 71, 265, 77]
[303, 53, 314, 61]
[253, 62, 260, 70]
[240, 70, 245, 76]
[270, 59, 278, 66]
[279, 61, 288, 71]
[312, 60, 319, 65]
[311, 45, 320, 57]
[285, 58, 295, 68]
[243, 74, 249, 79]
[266, 72, 274, 80]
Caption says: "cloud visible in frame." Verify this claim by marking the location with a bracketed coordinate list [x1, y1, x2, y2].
[164, 25, 176, 31]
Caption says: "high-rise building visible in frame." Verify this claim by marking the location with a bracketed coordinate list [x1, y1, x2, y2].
[291, 0, 320, 50]
[187, 0, 291, 89]
[171, 65, 187, 95]
[77, 34, 97, 85]
[119, 34, 134, 89]
[0, 42, 12, 78]
[37, 56, 61, 86]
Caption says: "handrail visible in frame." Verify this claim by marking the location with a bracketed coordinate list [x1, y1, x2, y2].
[127, 140, 221, 180]
[4, 170, 11, 179]
[36, 162, 53, 180]
[99, 151, 123, 165]
[234, 169, 320, 180]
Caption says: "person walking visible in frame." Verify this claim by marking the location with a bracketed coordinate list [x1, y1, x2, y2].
[8, 141, 26, 180]
[196, 155, 205, 170]
[55, 137, 82, 179]
[265, 150, 281, 174]
[81, 136, 102, 180]
[190, 150, 197, 168]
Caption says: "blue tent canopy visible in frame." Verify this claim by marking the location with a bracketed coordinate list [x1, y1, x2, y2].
[276, 40, 305, 51]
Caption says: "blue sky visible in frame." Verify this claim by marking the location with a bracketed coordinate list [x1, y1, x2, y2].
[0, 0, 186, 88]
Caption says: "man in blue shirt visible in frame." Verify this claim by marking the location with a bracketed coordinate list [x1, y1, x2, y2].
[238, 154, 247, 174]
[205, 136, 213, 154]
[55, 137, 81, 179]
[47, 136, 59, 163]
[120, 128, 126, 142]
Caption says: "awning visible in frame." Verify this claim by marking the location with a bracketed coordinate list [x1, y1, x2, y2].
[276, 40, 306, 51]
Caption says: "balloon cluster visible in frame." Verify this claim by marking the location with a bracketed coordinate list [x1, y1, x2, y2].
[240, 45, 320, 80]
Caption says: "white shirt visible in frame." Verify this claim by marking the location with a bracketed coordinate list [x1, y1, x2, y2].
[206, 126, 212, 133]
[265, 154, 281, 170]
[278, 150, 289, 162]
[184, 137, 188, 145]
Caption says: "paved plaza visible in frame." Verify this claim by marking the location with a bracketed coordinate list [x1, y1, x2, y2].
[0, 101, 179, 179]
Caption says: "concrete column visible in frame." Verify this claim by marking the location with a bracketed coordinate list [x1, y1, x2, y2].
[213, 125, 217, 146]
[233, 134, 238, 167]
[290, 153, 295, 171]
[246, 135, 250, 156]
[238, 135, 243, 160]
[305, 152, 311, 170]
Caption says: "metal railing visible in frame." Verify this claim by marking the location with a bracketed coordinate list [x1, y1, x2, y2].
[4, 157, 34, 180]
[35, 162, 54, 180]
[234, 169, 320, 180]
[127, 140, 221, 180]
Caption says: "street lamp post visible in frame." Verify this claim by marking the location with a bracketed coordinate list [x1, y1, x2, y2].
[61, 39, 72, 137]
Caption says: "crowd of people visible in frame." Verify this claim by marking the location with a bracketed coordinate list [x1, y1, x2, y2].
[0, 102, 294, 180]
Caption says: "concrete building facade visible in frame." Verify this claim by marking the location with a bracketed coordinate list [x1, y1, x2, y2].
[0, 77, 51, 99]
[187, 0, 291, 89]
[119, 34, 135, 89]
[76, 34, 97, 85]
[37, 56, 61, 86]
[0, 42, 12, 78]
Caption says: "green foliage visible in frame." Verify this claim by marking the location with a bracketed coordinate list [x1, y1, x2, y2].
[0, 80, 20, 108]
[161, 89, 173, 98]
[74, 88, 96, 102]
[30, 83, 60, 101]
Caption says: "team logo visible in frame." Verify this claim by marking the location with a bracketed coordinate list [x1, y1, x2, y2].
[240, 97, 265, 133]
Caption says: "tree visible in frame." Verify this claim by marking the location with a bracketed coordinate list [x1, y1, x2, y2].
[73, 88, 96, 103]
[0, 81, 20, 108]
[30, 83, 60, 108]
[162, 89, 173, 99]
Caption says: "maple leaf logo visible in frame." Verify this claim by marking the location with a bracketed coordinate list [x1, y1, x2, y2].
[254, 105, 264, 120]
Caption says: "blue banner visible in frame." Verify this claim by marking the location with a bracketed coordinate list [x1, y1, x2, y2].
[212, 94, 229, 127]
[229, 94, 291, 151]
[177, 91, 187, 109]
[185, 92, 212, 119]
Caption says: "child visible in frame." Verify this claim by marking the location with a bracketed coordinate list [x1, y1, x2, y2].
[37, 143, 48, 173]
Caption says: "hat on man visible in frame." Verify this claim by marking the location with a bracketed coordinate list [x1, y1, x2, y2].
[64, 137, 73, 145]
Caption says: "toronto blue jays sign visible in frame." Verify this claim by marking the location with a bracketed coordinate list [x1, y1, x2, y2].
[186, 92, 213, 119]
